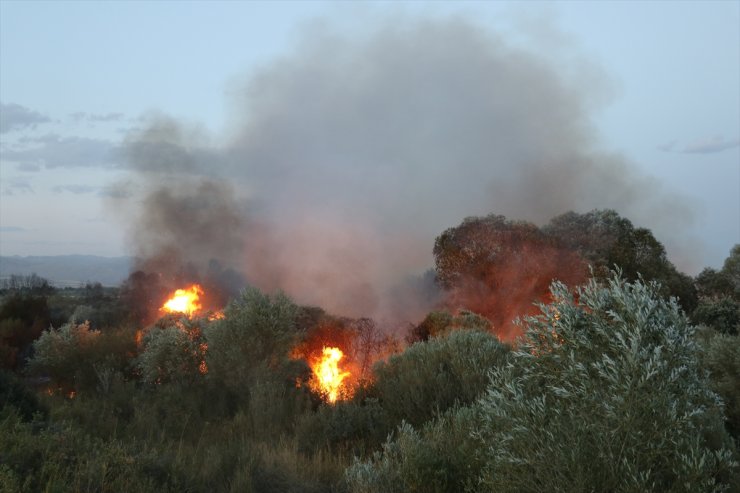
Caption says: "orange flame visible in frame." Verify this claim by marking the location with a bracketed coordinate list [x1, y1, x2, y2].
[161, 284, 203, 317]
[311, 346, 350, 403]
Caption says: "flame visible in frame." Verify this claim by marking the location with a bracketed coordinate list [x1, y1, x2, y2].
[161, 284, 203, 316]
[311, 346, 351, 403]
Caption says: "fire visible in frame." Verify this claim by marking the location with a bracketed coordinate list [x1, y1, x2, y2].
[161, 284, 203, 316]
[311, 346, 351, 404]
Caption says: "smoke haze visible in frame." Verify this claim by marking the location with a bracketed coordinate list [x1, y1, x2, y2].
[113, 17, 693, 321]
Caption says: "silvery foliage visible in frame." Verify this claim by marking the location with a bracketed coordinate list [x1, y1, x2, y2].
[29, 320, 100, 387]
[476, 274, 737, 492]
[136, 325, 201, 385]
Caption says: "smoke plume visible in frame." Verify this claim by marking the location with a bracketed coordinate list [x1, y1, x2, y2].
[113, 17, 692, 322]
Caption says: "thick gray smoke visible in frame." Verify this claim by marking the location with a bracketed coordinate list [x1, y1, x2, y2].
[114, 17, 693, 320]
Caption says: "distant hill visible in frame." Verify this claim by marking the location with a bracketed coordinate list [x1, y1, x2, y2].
[0, 255, 132, 287]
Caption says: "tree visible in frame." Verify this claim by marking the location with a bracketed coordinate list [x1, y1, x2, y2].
[27, 320, 100, 393]
[693, 245, 740, 335]
[545, 209, 698, 312]
[0, 293, 51, 370]
[433, 214, 587, 338]
[204, 287, 300, 394]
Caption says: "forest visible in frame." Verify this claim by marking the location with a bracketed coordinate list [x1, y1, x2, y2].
[1, 209, 739, 493]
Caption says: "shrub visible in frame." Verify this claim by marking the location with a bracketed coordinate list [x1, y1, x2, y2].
[28, 322, 137, 395]
[0, 370, 47, 421]
[474, 274, 737, 492]
[205, 288, 300, 394]
[301, 329, 508, 457]
[700, 331, 740, 442]
[372, 329, 509, 428]
[136, 325, 204, 385]
[348, 274, 739, 492]
[693, 297, 740, 336]
[345, 407, 481, 493]
[27, 320, 100, 393]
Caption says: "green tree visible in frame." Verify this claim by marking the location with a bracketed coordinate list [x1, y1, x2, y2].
[699, 330, 740, 442]
[693, 245, 740, 335]
[0, 293, 50, 370]
[205, 287, 301, 398]
[545, 209, 698, 312]
[136, 324, 205, 385]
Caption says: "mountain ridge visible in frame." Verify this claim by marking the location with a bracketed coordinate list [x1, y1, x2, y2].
[0, 255, 132, 287]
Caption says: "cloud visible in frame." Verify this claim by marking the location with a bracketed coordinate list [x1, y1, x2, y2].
[99, 182, 134, 199]
[657, 140, 677, 152]
[0, 226, 26, 233]
[70, 112, 126, 123]
[52, 184, 100, 194]
[0, 134, 120, 169]
[0, 103, 51, 133]
[16, 163, 41, 172]
[681, 136, 739, 154]
[2, 178, 34, 195]
[659, 135, 739, 154]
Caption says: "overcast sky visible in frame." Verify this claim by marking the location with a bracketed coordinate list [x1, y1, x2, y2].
[0, 0, 738, 274]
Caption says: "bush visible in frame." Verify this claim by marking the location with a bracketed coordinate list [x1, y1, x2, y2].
[345, 407, 481, 493]
[27, 321, 100, 393]
[136, 325, 204, 385]
[474, 274, 737, 492]
[407, 309, 491, 343]
[299, 329, 508, 457]
[348, 274, 738, 492]
[693, 297, 740, 336]
[372, 329, 509, 429]
[0, 370, 46, 421]
[205, 288, 300, 395]
[28, 322, 137, 395]
[700, 331, 740, 442]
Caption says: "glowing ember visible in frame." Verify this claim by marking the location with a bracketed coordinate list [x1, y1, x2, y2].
[198, 343, 209, 374]
[311, 346, 351, 403]
[161, 284, 203, 316]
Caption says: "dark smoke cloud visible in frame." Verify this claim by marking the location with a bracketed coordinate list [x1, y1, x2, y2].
[114, 17, 694, 321]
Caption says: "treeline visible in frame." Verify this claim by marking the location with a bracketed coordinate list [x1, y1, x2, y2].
[0, 274, 52, 292]
[0, 209, 739, 492]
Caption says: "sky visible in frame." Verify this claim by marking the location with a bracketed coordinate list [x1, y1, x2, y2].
[0, 0, 738, 275]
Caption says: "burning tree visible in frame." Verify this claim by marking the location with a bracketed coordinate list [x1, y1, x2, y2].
[433, 214, 587, 339]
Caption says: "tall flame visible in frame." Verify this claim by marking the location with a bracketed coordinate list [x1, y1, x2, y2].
[311, 346, 350, 404]
[161, 284, 203, 317]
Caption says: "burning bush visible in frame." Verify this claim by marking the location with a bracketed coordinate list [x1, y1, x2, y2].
[297, 330, 509, 456]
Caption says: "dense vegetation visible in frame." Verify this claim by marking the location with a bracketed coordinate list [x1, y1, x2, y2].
[1, 210, 738, 492]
